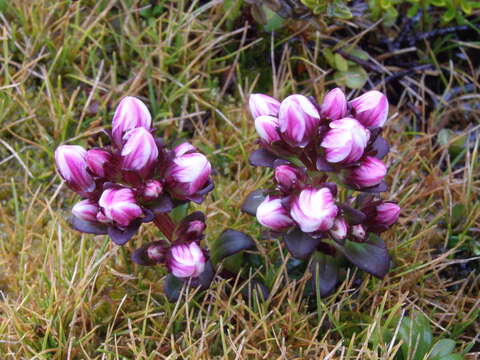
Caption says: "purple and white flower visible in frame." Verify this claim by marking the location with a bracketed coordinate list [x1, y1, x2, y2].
[249, 93, 281, 118]
[375, 202, 400, 227]
[345, 156, 387, 188]
[72, 199, 99, 222]
[321, 88, 348, 120]
[278, 94, 320, 147]
[142, 179, 163, 200]
[352, 224, 366, 241]
[98, 187, 143, 227]
[255, 115, 281, 145]
[86, 149, 111, 178]
[168, 242, 206, 278]
[350, 90, 389, 128]
[256, 196, 294, 231]
[320, 118, 370, 164]
[55, 145, 95, 194]
[112, 96, 152, 146]
[121, 127, 158, 177]
[166, 152, 211, 199]
[274, 164, 302, 191]
[329, 217, 348, 240]
[290, 187, 338, 233]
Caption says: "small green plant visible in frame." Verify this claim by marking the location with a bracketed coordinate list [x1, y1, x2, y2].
[396, 313, 465, 360]
[368, 0, 480, 26]
[301, 0, 352, 19]
[323, 47, 369, 89]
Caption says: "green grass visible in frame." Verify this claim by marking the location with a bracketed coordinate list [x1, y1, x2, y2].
[0, 0, 479, 358]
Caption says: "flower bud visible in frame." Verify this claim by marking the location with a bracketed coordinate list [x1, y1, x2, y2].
[375, 202, 400, 227]
[256, 196, 294, 231]
[72, 199, 99, 222]
[279, 94, 321, 147]
[321, 88, 348, 120]
[274, 164, 302, 191]
[85, 149, 111, 178]
[174, 212, 207, 242]
[121, 127, 159, 177]
[173, 142, 196, 157]
[350, 90, 388, 128]
[329, 217, 348, 240]
[345, 156, 387, 188]
[132, 241, 169, 266]
[98, 187, 143, 227]
[166, 152, 212, 199]
[290, 187, 338, 233]
[320, 118, 370, 164]
[55, 145, 95, 194]
[146, 242, 168, 264]
[168, 242, 206, 278]
[112, 96, 152, 146]
[187, 220, 206, 237]
[249, 93, 281, 118]
[143, 179, 163, 200]
[352, 224, 366, 241]
[255, 115, 281, 144]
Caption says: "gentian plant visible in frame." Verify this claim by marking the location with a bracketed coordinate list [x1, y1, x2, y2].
[243, 89, 400, 297]
[55, 96, 257, 302]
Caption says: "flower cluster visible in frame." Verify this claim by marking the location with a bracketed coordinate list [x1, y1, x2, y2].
[244, 89, 400, 295]
[55, 96, 263, 302]
[54, 96, 213, 246]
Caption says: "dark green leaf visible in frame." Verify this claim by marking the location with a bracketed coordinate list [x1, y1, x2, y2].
[164, 274, 185, 303]
[310, 252, 339, 297]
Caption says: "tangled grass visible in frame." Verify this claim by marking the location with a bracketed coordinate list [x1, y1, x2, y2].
[0, 1, 478, 358]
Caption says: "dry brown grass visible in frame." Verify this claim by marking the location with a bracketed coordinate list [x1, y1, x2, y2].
[0, 1, 478, 358]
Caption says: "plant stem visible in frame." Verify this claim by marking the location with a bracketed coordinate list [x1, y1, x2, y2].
[153, 212, 175, 242]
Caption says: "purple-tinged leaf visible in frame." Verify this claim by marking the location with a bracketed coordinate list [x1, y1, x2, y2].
[197, 260, 215, 290]
[272, 158, 291, 168]
[131, 244, 154, 266]
[211, 229, 256, 264]
[339, 204, 366, 225]
[108, 222, 140, 245]
[368, 136, 390, 160]
[361, 181, 388, 193]
[241, 189, 267, 216]
[335, 234, 390, 278]
[284, 228, 322, 260]
[316, 156, 335, 172]
[249, 148, 278, 168]
[141, 209, 155, 223]
[149, 194, 173, 214]
[310, 252, 339, 297]
[70, 216, 108, 235]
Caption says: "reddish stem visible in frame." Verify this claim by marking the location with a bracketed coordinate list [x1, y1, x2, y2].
[153, 212, 176, 242]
